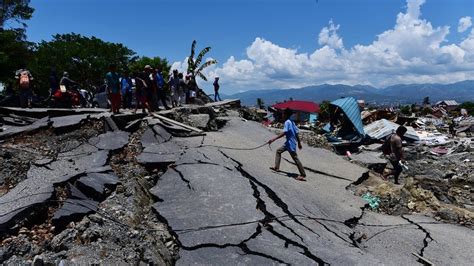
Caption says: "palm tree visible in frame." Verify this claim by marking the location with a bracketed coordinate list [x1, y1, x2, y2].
[187, 40, 217, 81]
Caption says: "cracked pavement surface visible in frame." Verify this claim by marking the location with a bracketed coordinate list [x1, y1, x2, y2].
[152, 117, 473, 265]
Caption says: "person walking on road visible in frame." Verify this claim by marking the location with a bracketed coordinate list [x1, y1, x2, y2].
[382, 126, 407, 185]
[106, 64, 121, 114]
[268, 108, 307, 181]
[213, 76, 221, 102]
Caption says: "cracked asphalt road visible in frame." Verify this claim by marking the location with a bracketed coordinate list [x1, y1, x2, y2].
[151, 117, 473, 265]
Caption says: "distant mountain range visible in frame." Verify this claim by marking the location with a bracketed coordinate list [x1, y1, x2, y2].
[224, 80, 474, 107]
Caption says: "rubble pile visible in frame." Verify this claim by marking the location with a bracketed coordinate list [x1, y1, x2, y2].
[298, 130, 331, 150]
[154, 99, 240, 131]
[350, 137, 473, 226]
[0, 100, 245, 264]
[0, 110, 180, 264]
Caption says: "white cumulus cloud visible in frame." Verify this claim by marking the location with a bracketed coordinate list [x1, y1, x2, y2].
[172, 0, 474, 93]
[458, 16, 472, 33]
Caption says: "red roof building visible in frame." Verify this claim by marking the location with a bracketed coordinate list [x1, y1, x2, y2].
[272, 101, 320, 113]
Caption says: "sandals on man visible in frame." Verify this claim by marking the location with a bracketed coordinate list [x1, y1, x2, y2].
[295, 176, 306, 181]
[269, 167, 280, 172]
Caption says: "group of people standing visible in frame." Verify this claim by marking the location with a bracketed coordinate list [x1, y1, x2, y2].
[105, 64, 207, 114]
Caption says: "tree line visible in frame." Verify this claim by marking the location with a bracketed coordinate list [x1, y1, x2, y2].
[0, 0, 216, 96]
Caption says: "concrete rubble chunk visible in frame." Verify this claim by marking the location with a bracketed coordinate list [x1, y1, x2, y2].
[0, 116, 51, 140]
[51, 114, 89, 130]
[52, 199, 99, 227]
[89, 131, 130, 150]
[69, 183, 89, 200]
[28, 150, 109, 181]
[0, 178, 55, 230]
[137, 153, 178, 167]
[186, 114, 210, 129]
[350, 151, 387, 173]
[141, 128, 159, 146]
[152, 124, 172, 142]
[76, 172, 119, 200]
[137, 141, 181, 166]
[104, 116, 119, 131]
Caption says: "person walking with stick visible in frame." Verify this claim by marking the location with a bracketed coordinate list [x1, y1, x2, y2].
[268, 108, 307, 181]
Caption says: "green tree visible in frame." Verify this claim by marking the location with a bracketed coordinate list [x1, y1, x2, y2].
[129, 56, 171, 80]
[0, 29, 32, 85]
[0, 0, 34, 29]
[30, 33, 135, 94]
[459, 101, 474, 115]
[0, 0, 34, 88]
[421, 106, 432, 116]
[187, 40, 217, 81]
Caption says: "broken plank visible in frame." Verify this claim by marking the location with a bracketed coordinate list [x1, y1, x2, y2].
[151, 113, 204, 134]
[412, 252, 434, 265]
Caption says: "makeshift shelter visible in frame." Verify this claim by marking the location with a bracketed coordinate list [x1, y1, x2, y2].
[271, 100, 320, 124]
[364, 119, 420, 142]
[324, 97, 365, 141]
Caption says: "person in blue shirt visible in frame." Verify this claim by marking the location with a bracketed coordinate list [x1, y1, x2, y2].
[268, 108, 307, 181]
[121, 70, 133, 109]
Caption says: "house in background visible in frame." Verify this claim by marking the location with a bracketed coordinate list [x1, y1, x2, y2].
[270, 100, 320, 125]
[434, 100, 459, 112]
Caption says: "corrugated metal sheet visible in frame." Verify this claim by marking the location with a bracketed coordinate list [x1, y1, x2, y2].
[364, 119, 420, 141]
[443, 100, 459, 106]
[330, 97, 365, 136]
[436, 100, 459, 106]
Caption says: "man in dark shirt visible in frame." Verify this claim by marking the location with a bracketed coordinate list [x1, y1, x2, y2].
[213, 77, 221, 102]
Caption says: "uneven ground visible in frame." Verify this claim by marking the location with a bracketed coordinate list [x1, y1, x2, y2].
[0, 105, 473, 265]
[153, 117, 473, 265]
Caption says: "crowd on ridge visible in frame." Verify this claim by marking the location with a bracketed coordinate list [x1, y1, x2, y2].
[10, 64, 222, 113]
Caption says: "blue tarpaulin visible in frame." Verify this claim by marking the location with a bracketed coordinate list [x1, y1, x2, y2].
[329, 97, 365, 136]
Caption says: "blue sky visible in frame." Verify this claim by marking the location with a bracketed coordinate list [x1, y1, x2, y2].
[26, 0, 474, 94]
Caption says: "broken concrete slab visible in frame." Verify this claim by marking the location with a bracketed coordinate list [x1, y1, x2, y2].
[204, 99, 241, 108]
[141, 125, 172, 146]
[52, 199, 99, 228]
[0, 106, 105, 119]
[0, 116, 51, 140]
[137, 153, 178, 167]
[0, 178, 55, 230]
[152, 124, 172, 143]
[76, 172, 119, 200]
[151, 161, 264, 248]
[28, 150, 109, 181]
[89, 131, 130, 151]
[51, 114, 89, 131]
[141, 128, 159, 146]
[104, 116, 119, 131]
[186, 114, 210, 130]
[350, 151, 387, 173]
[403, 214, 474, 265]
